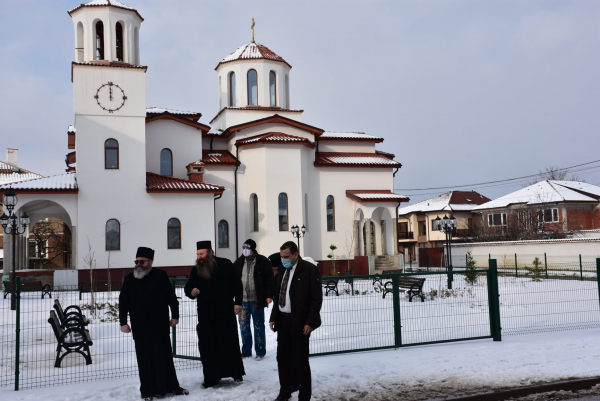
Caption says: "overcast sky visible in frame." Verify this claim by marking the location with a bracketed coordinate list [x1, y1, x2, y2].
[1, 0, 598, 204]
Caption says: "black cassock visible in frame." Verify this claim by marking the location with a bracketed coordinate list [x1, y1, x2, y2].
[184, 257, 245, 383]
[119, 268, 183, 398]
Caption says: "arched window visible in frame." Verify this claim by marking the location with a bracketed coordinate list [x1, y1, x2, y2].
[269, 71, 276, 106]
[168, 218, 181, 249]
[104, 139, 119, 169]
[228, 72, 236, 107]
[160, 148, 173, 176]
[115, 22, 124, 62]
[105, 219, 120, 250]
[326, 195, 335, 231]
[134, 27, 139, 65]
[247, 69, 258, 105]
[95, 21, 105, 60]
[252, 194, 259, 232]
[285, 74, 290, 108]
[218, 220, 229, 248]
[278, 193, 288, 231]
[76, 22, 84, 62]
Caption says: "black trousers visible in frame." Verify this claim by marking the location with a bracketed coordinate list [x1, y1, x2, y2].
[134, 336, 181, 398]
[276, 313, 312, 401]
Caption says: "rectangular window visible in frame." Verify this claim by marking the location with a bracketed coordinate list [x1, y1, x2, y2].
[418, 221, 426, 236]
[488, 213, 507, 227]
[418, 243, 428, 248]
[538, 208, 559, 223]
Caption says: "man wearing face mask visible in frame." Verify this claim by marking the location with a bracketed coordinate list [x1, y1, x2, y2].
[269, 241, 323, 401]
[233, 239, 275, 360]
[119, 247, 188, 400]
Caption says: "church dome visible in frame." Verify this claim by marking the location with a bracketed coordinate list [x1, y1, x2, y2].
[215, 43, 291, 70]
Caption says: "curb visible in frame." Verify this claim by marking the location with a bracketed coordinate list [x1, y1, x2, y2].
[447, 376, 600, 401]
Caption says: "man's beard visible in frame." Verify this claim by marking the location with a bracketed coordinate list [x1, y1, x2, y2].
[133, 266, 151, 279]
[195, 255, 217, 280]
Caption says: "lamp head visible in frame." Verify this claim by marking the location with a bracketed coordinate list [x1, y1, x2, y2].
[0, 213, 8, 228]
[3, 188, 17, 209]
[20, 212, 30, 227]
[301, 225, 306, 234]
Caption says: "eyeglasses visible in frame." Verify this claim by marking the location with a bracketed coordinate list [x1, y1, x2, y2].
[134, 260, 148, 266]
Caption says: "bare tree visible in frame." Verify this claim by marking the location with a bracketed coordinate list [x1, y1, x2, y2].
[82, 237, 97, 318]
[522, 165, 584, 187]
[29, 219, 72, 268]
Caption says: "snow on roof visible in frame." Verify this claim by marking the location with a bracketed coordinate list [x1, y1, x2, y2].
[216, 43, 290, 70]
[146, 107, 201, 116]
[346, 190, 409, 203]
[473, 181, 600, 210]
[0, 162, 44, 186]
[68, 1, 143, 20]
[68, 125, 76, 133]
[146, 172, 223, 192]
[320, 132, 383, 141]
[207, 128, 223, 136]
[237, 132, 313, 146]
[202, 150, 239, 165]
[398, 191, 491, 215]
[314, 153, 401, 167]
[0, 172, 76, 191]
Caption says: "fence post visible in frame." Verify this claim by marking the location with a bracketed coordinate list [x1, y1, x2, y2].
[596, 259, 600, 313]
[544, 253, 548, 279]
[392, 274, 402, 348]
[515, 253, 518, 278]
[580, 254, 583, 281]
[170, 279, 177, 357]
[15, 276, 21, 391]
[487, 260, 502, 341]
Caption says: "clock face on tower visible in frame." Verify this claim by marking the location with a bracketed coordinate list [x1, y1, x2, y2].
[94, 82, 127, 113]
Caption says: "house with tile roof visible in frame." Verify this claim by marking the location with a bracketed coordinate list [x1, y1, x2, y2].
[0, 1, 408, 278]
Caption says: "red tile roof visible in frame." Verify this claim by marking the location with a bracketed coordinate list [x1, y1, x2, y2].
[202, 150, 239, 166]
[319, 132, 383, 142]
[346, 190, 410, 203]
[146, 113, 210, 134]
[146, 172, 224, 193]
[214, 114, 324, 138]
[376, 150, 396, 159]
[210, 106, 304, 124]
[236, 132, 315, 148]
[68, 1, 144, 21]
[215, 43, 291, 70]
[146, 107, 201, 121]
[314, 153, 402, 168]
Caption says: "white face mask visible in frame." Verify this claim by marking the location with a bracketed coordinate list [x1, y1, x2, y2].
[242, 249, 252, 257]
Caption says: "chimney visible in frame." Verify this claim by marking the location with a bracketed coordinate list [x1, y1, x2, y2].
[187, 162, 205, 183]
[6, 148, 17, 166]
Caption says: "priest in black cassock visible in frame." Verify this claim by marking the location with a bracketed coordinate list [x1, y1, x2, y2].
[184, 240, 245, 388]
[119, 246, 188, 400]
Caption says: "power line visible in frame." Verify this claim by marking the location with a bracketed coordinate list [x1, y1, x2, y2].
[393, 159, 600, 192]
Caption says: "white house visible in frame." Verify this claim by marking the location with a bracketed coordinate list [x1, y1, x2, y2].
[1, 1, 408, 277]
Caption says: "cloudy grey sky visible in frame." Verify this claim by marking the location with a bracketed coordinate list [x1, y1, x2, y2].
[1, 0, 599, 204]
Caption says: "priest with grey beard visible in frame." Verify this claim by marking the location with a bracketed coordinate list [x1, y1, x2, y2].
[119, 247, 188, 400]
[184, 240, 245, 388]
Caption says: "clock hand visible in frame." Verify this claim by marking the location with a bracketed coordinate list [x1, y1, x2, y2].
[109, 86, 113, 101]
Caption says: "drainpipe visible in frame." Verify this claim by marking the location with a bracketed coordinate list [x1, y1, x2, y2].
[234, 144, 240, 255]
[210, 136, 214, 152]
[213, 192, 222, 256]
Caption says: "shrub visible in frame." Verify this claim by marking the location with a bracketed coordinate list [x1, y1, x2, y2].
[465, 250, 478, 286]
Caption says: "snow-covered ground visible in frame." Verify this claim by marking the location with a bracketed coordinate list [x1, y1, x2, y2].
[1, 272, 599, 399]
[1, 328, 600, 401]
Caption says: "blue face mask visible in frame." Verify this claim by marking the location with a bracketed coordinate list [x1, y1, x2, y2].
[281, 258, 293, 268]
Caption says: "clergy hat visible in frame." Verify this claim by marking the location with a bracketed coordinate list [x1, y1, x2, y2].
[136, 246, 155, 260]
[196, 240, 212, 250]
[268, 252, 282, 268]
[242, 239, 257, 253]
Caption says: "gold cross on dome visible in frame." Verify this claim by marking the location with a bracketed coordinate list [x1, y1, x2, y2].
[251, 18, 255, 43]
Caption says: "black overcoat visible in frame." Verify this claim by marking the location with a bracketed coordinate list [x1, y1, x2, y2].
[233, 253, 275, 308]
[119, 268, 179, 342]
[270, 257, 323, 332]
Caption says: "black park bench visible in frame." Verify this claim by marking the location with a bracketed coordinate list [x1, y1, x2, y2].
[3, 280, 52, 299]
[48, 310, 93, 368]
[382, 276, 426, 302]
[372, 269, 403, 286]
[79, 280, 122, 300]
[53, 299, 90, 328]
[321, 278, 339, 296]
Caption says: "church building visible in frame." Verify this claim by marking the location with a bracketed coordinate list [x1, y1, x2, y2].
[1, 1, 408, 278]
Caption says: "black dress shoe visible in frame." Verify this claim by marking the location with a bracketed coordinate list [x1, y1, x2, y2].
[273, 396, 291, 401]
[175, 387, 189, 395]
[202, 379, 219, 388]
[233, 376, 243, 383]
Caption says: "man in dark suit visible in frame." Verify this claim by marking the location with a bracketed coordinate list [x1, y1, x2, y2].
[269, 241, 323, 401]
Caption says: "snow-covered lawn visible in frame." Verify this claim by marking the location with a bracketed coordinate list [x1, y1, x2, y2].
[0, 273, 599, 396]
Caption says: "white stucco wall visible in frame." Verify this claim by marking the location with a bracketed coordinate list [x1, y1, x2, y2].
[145, 119, 203, 179]
[318, 142, 376, 153]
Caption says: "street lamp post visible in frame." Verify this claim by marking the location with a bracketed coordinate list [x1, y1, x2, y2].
[290, 224, 306, 249]
[0, 188, 30, 311]
[433, 214, 457, 289]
